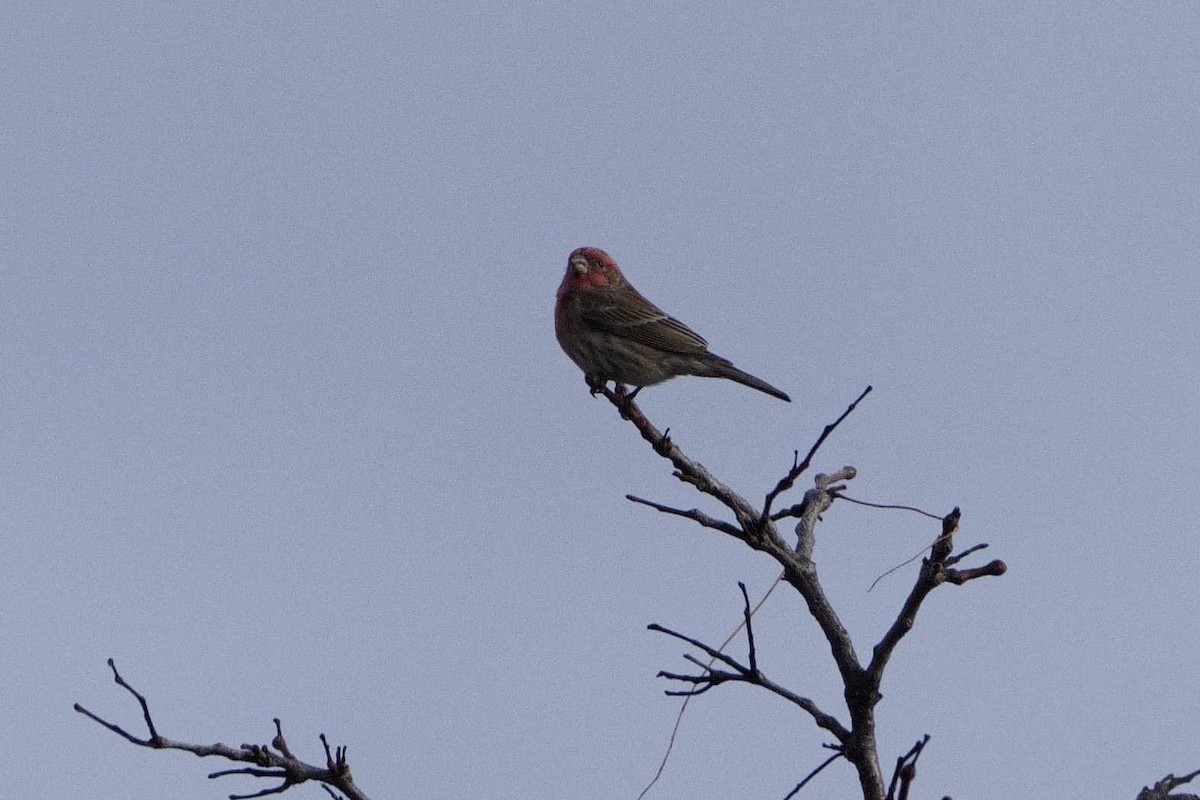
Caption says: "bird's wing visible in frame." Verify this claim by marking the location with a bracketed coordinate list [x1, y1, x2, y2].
[582, 288, 710, 353]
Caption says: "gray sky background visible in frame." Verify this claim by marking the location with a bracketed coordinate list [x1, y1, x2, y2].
[3, 5, 1198, 799]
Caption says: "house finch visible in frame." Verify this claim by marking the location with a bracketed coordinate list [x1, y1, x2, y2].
[555, 247, 790, 402]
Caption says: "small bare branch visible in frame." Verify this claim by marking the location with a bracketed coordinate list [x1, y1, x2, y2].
[782, 748, 846, 800]
[649, 592, 851, 744]
[738, 582, 758, 674]
[636, 577, 787, 800]
[626, 494, 743, 539]
[787, 467, 856, 559]
[770, 466, 856, 522]
[944, 560, 1007, 584]
[646, 624, 746, 673]
[1138, 769, 1200, 800]
[598, 386, 763, 532]
[271, 718, 295, 760]
[75, 660, 370, 800]
[762, 385, 872, 520]
[869, 509, 1003, 680]
[885, 735, 931, 800]
[931, 508, 959, 561]
[944, 542, 988, 566]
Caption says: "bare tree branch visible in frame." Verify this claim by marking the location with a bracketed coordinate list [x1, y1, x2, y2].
[1138, 769, 1200, 800]
[602, 387, 1006, 800]
[636, 577, 787, 800]
[868, 509, 1006, 680]
[885, 735, 930, 800]
[75, 659, 370, 800]
[649, 583, 851, 744]
[789, 466, 856, 559]
[782, 748, 846, 800]
[625, 494, 743, 538]
[605, 387, 870, 692]
[597, 385, 765, 535]
[761, 385, 872, 520]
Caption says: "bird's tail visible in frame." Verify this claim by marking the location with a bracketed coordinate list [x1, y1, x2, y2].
[701, 356, 791, 402]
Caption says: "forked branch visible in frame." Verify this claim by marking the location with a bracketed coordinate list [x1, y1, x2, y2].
[1137, 769, 1200, 800]
[650, 583, 850, 743]
[602, 385, 1006, 800]
[885, 735, 931, 800]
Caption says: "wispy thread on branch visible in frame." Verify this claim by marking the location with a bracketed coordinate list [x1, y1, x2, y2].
[838, 495, 944, 520]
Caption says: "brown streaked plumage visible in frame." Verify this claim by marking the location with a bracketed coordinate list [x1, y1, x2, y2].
[555, 247, 790, 402]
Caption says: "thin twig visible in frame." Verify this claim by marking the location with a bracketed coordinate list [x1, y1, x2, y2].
[649, 601, 851, 743]
[738, 582, 758, 674]
[599, 386, 763, 533]
[782, 749, 845, 800]
[1138, 768, 1200, 800]
[885, 735, 930, 800]
[761, 385, 872, 521]
[626, 495, 743, 539]
[636, 577, 784, 800]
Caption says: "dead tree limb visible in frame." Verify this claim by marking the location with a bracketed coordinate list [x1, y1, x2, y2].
[1138, 769, 1200, 800]
[75, 659, 369, 800]
[599, 385, 1005, 800]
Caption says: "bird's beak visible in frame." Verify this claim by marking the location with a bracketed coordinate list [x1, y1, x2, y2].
[569, 256, 589, 275]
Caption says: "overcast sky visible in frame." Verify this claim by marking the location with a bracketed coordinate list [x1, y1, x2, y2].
[3, 5, 1198, 800]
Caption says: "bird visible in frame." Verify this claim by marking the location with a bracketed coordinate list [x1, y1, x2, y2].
[555, 247, 790, 402]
